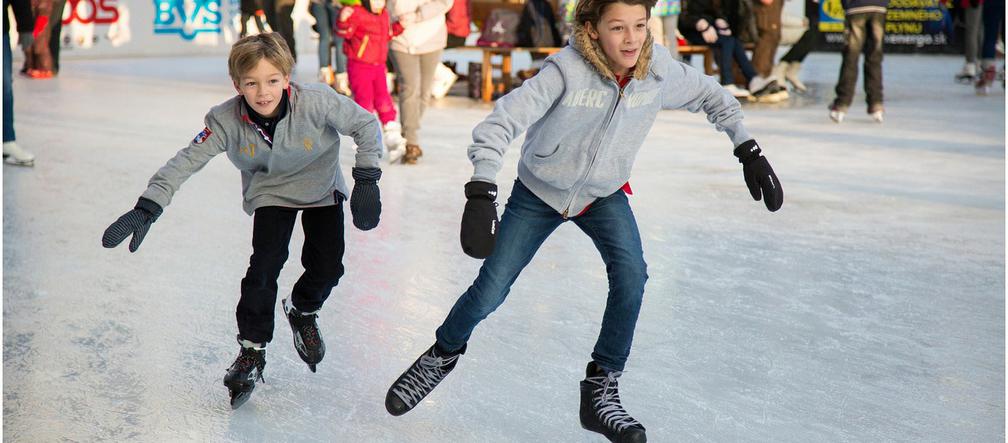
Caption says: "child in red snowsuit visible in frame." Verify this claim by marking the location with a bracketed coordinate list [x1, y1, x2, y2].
[337, 0, 406, 159]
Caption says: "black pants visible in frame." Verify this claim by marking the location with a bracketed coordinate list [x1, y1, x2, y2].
[833, 12, 885, 109]
[263, 0, 297, 62]
[237, 204, 345, 344]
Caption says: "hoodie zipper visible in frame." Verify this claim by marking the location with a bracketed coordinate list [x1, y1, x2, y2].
[561, 78, 625, 218]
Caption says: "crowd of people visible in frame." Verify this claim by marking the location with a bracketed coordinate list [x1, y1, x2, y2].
[2, 0, 1005, 167]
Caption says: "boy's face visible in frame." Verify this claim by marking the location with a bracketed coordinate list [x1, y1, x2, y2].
[586, 3, 648, 76]
[234, 58, 290, 118]
[370, 0, 385, 13]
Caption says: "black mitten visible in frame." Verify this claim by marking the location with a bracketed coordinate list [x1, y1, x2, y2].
[350, 167, 382, 230]
[102, 197, 164, 252]
[733, 140, 783, 212]
[460, 181, 499, 259]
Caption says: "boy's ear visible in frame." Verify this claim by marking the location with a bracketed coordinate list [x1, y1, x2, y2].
[585, 21, 598, 39]
[233, 81, 241, 93]
[283, 75, 291, 88]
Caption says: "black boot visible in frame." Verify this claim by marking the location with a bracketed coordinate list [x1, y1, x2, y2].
[579, 361, 647, 443]
[283, 298, 325, 372]
[223, 337, 266, 410]
[385, 342, 466, 416]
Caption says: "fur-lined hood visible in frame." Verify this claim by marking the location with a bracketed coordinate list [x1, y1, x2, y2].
[569, 23, 654, 81]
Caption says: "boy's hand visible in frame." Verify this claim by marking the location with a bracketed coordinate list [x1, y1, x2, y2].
[460, 181, 499, 259]
[102, 197, 163, 252]
[350, 167, 382, 230]
[733, 140, 783, 212]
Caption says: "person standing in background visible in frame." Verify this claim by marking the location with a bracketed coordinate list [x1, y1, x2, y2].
[239, 0, 268, 37]
[387, 0, 451, 165]
[21, 0, 62, 78]
[974, 0, 1003, 95]
[772, 0, 819, 92]
[828, 0, 889, 123]
[263, 0, 297, 62]
[954, 0, 983, 84]
[3, 0, 37, 165]
[445, 0, 470, 48]
[311, 0, 351, 94]
[652, 0, 680, 58]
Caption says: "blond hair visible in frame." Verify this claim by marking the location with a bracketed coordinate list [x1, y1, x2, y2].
[228, 33, 295, 82]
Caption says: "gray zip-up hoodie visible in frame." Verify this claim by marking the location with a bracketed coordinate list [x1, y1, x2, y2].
[141, 82, 382, 215]
[468, 26, 753, 216]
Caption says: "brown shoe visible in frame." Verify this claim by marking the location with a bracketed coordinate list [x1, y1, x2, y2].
[403, 144, 423, 165]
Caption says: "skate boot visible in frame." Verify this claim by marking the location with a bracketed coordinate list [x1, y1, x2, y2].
[828, 103, 846, 123]
[784, 61, 807, 93]
[318, 66, 335, 86]
[334, 72, 352, 96]
[223, 337, 266, 410]
[382, 121, 407, 164]
[282, 298, 325, 372]
[976, 64, 997, 95]
[868, 103, 884, 123]
[955, 62, 977, 84]
[3, 141, 35, 166]
[385, 343, 466, 416]
[579, 362, 647, 443]
[402, 144, 423, 165]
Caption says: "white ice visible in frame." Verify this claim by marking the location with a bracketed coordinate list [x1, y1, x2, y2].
[3, 50, 1004, 442]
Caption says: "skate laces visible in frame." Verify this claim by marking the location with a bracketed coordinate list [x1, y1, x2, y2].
[290, 311, 321, 348]
[586, 371, 642, 432]
[234, 348, 265, 382]
[392, 350, 460, 406]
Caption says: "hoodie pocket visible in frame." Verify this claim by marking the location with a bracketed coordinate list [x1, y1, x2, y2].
[523, 144, 580, 189]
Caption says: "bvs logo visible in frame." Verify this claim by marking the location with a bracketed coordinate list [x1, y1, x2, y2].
[153, 0, 222, 40]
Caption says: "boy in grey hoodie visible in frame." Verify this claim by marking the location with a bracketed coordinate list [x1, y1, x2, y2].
[384, 0, 783, 440]
[101, 33, 384, 409]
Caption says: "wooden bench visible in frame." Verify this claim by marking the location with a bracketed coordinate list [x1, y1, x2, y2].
[458, 43, 745, 102]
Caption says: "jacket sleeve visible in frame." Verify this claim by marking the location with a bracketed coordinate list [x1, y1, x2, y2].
[335, 7, 356, 38]
[468, 62, 565, 184]
[411, 0, 453, 22]
[661, 58, 752, 147]
[680, 0, 717, 32]
[10, 0, 33, 33]
[141, 112, 229, 209]
[324, 89, 383, 169]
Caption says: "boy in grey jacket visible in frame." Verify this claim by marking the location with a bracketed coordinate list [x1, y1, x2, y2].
[384, 0, 782, 440]
[101, 33, 384, 409]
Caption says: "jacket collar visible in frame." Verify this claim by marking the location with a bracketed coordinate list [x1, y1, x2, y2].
[570, 23, 654, 82]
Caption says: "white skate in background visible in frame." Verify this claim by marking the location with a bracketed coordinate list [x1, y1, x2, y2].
[383, 121, 407, 164]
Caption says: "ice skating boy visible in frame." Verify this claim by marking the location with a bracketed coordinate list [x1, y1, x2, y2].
[336, 0, 408, 162]
[101, 33, 384, 409]
[383, 0, 783, 440]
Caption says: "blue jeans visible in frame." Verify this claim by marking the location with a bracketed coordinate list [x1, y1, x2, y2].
[4, 32, 14, 143]
[435, 180, 649, 371]
[310, 1, 346, 73]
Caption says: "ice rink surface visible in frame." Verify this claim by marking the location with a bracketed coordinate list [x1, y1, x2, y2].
[3, 50, 1004, 442]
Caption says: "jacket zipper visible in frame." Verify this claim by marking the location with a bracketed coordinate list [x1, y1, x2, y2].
[561, 79, 625, 218]
[357, 35, 370, 59]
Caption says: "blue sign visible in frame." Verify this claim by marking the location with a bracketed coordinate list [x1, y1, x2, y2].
[153, 0, 224, 40]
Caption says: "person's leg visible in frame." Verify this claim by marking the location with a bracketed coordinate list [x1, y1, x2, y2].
[291, 203, 346, 312]
[391, 51, 422, 145]
[662, 14, 679, 58]
[310, 1, 332, 69]
[274, 1, 297, 62]
[348, 61, 377, 112]
[964, 4, 983, 66]
[714, 36, 736, 85]
[863, 12, 885, 110]
[415, 49, 443, 131]
[571, 191, 647, 372]
[49, 0, 65, 74]
[751, 0, 783, 77]
[833, 13, 868, 109]
[730, 36, 759, 82]
[373, 65, 398, 125]
[435, 180, 565, 352]
[237, 206, 298, 344]
[980, 0, 1003, 60]
[3, 32, 14, 143]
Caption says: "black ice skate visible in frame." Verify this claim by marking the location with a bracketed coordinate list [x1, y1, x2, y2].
[282, 298, 325, 372]
[385, 343, 466, 416]
[223, 338, 266, 410]
[579, 362, 647, 443]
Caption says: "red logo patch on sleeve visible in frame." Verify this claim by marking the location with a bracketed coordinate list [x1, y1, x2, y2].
[193, 127, 212, 144]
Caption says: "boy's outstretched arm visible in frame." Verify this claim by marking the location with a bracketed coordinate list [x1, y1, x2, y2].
[662, 57, 784, 212]
[103, 113, 228, 252]
[326, 91, 384, 229]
